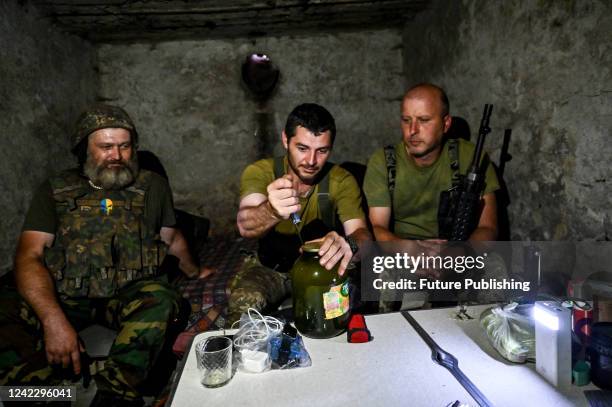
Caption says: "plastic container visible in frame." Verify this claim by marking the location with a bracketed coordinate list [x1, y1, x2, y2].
[587, 322, 612, 390]
[291, 242, 350, 338]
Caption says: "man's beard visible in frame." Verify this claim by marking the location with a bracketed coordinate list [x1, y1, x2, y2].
[84, 153, 139, 190]
[287, 153, 320, 184]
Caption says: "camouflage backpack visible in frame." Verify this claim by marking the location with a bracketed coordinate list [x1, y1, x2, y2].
[44, 169, 167, 298]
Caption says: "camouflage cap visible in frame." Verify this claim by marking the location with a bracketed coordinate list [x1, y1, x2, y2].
[72, 104, 138, 152]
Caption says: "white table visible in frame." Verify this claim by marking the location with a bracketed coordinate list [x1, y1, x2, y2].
[409, 305, 592, 407]
[169, 305, 594, 407]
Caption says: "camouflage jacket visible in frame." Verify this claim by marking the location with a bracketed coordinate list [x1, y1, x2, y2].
[44, 169, 168, 298]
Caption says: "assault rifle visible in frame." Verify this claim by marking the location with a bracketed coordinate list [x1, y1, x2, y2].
[438, 104, 493, 241]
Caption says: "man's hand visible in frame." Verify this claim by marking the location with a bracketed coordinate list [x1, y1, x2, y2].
[43, 317, 84, 375]
[395, 239, 446, 280]
[387, 239, 445, 257]
[307, 231, 353, 276]
[161, 227, 213, 280]
[266, 174, 300, 220]
[416, 239, 446, 279]
[414, 239, 446, 256]
[197, 266, 217, 279]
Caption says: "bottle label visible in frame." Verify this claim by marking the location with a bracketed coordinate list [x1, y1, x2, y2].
[323, 281, 350, 319]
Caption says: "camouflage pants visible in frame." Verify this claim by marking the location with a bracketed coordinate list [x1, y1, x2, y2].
[0, 279, 179, 400]
[226, 254, 290, 326]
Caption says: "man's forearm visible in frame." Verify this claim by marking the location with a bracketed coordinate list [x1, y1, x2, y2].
[237, 201, 280, 238]
[469, 226, 497, 241]
[15, 258, 67, 327]
[469, 194, 498, 241]
[372, 226, 402, 242]
[347, 227, 372, 263]
[349, 227, 372, 245]
[167, 231, 199, 278]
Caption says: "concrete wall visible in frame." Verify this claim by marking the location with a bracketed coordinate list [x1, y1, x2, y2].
[98, 29, 404, 235]
[0, 2, 98, 272]
[403, 0, 612, 240]
[5, 0, 607, 254]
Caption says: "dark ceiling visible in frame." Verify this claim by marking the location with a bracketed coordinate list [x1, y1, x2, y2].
[31, 0, 431, 42]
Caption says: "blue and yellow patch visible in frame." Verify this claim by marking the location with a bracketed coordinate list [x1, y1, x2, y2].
[100, 199, 113, 215]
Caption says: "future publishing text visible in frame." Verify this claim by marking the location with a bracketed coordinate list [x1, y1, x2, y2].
[369, 252, 531, 293]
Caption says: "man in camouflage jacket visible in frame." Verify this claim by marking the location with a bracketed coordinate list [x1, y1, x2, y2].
[0, 105, 212, 406]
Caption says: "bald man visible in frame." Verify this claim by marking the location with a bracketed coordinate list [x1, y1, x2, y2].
[363, 83, 499, 242]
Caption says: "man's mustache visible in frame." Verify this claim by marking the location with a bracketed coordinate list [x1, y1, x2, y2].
[103, 160, 128, 167]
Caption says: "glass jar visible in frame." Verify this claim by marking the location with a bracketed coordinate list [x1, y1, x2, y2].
[291, 242, 350, 338]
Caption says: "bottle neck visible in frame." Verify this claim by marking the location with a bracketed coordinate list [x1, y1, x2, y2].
[302, 250, 320, 261]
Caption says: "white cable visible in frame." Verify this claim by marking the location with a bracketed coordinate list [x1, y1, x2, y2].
[232, 308, 283, 351]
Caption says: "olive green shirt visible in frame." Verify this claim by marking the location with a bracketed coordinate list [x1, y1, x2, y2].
[240, 157, 365, 235]
[363, 139, 500, 239]
[23, 169, 177, 235]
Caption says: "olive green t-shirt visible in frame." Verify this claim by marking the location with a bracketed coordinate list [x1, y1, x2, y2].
[363, 139, 500, 239]
[22, 169, 177, 235]
[240, 157, 365, 235]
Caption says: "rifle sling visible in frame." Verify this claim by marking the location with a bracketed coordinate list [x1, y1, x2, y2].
[384, 139, 461, 231]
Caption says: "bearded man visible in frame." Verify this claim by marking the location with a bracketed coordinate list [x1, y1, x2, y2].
[0, 105, 210, 406]
[229, 103, 371, 324]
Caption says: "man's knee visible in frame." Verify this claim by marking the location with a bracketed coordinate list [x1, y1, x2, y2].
[226, 287, 268, 326]
[147, 284, 180, 310]
[126, 280, 180, 310]
[229, 287, 267, 313]
[232, 264, 288, 298]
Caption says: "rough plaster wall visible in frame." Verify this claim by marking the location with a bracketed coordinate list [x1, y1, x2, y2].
[403, 0, 612, 240]
[98, 29, 403, 235]
[0, 2, 98, 272]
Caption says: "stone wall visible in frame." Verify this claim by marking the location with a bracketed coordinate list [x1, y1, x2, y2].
[0, 2, 98, 272]
[403, 0, 612, 240]
[98, 29, 404, 234]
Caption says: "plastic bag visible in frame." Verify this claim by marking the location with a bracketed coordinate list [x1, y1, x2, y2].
[231, 309, 311, 373]
[232, 311, 282, 373]
[480, 302, 535, 363]
[269, 324, 312, 369]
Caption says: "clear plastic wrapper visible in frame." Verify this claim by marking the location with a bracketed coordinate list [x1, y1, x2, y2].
[232, 310, 282, 373]
[480, 302, 535, 363]
[231, 309, 311, 373]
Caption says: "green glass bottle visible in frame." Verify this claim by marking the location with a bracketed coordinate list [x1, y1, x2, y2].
[291, 242, 350, 338]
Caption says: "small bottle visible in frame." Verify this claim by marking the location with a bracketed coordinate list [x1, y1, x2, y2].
[291, 242, 350, 338]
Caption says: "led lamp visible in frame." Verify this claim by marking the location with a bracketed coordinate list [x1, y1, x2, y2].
[534, 301, 571, 388]
[533, 303, 560, 331]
